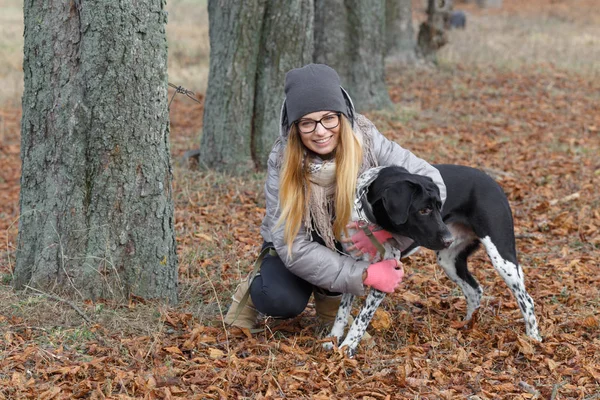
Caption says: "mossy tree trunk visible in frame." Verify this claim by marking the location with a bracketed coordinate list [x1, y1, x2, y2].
[15, 0, 177, 303]
[200, 0, 313, 173]
[314, 0, 391, 112]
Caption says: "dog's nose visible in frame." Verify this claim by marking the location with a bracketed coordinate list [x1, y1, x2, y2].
[442, 236, 454, 248]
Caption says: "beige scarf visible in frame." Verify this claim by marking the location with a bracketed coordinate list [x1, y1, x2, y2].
[305, 160, 338, 249]
[303, 128, 377, 250]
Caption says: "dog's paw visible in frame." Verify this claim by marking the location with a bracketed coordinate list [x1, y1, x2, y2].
[340, 343, 358, 358]
[345, 347, 357, 358]
[339, 337, 360, 358]
[322, 341, 335, 351]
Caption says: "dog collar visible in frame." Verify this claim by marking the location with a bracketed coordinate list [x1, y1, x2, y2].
[355, 167, 385, 225]
[355, 167, 387, 258]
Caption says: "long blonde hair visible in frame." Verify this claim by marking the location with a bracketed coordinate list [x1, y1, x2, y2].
[277, 116, 363, 254]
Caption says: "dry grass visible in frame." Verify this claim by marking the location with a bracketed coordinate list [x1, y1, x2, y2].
[439, 12, 600, 76]
[0, 0, 210, 105]
[165, 0, 210, 94]
[0, 0, 24, 106]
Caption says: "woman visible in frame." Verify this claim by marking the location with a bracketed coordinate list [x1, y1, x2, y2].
[224, 64, 446, 331]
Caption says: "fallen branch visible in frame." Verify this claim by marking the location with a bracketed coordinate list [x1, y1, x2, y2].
[550, 381, 565, 400]
[482, 167, 515, 181]
[515, 233, 543, 240]
[549, 192, 580, 206]
[24, 285, 92, 324]
[518, 381, 540, 399]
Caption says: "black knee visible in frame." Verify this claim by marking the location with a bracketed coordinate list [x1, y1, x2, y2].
[250, 276, 311, 318]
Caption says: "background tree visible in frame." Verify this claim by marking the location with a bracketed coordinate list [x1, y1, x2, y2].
[385, 0, 417, 63]
[417, 0, 452, 61]
[314, 0, 392, 112]
[199, 0, 314, 173]
[15, 0, 178, 303]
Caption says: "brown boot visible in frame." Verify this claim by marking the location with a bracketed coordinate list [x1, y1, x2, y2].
[224, 277, 258, 329]
[314, 290, 373, 344]
[314, 291, 342, 327]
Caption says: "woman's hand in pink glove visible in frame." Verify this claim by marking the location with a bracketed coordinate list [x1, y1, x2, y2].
[363, 259, 404, 293]
[342, 222, 393, 259]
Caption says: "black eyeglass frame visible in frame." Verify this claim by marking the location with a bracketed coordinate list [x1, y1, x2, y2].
[295, 112, 342, 134]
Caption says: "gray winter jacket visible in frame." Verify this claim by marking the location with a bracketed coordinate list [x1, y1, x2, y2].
[260, 94, 446, 296]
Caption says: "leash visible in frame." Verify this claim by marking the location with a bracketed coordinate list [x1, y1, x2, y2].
[355, 173, 387, 260]
[228, 246, 276, 331]
[356, 219, 387, 259]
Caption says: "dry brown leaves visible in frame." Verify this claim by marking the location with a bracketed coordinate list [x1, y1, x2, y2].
[2, 29, 600, 400]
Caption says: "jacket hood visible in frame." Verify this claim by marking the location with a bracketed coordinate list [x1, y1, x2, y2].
[278, 86, 356, 140]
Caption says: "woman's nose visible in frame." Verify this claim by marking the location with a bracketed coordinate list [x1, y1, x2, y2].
[314, 121, 328, 135]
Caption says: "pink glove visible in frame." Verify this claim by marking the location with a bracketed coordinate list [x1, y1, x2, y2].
[350, 223, 393, 258]
[364, 259, 404, 293]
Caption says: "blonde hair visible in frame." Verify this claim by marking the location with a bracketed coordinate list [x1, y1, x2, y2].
[277, 116, 363, 254]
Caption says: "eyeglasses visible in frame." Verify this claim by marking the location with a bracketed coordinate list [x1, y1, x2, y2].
[296, 113, 341, 134]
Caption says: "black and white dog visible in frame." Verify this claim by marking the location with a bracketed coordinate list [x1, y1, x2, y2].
[323, 164, 542, 357]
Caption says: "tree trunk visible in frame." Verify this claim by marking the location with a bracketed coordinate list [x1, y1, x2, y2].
[252, 1, 314, 170]
[417, 0, 451, 62]
[200, 0, 313, 173]
[15, 0, 177, 303]
[200, 0, 267, 173]
[385, 0, 417, 63]
[313, 0, 350, 84]
[314, 0, 391, 112]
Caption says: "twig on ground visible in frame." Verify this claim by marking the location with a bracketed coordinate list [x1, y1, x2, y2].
[24, 285, 92, 324]
[200, 266, 231, 358]
[518, 381, 540, 398]
[482, 167, 515, 181]
[515, 233, 542, 239]
[550, 382, 565, 400]
[549, 192, 580, 206]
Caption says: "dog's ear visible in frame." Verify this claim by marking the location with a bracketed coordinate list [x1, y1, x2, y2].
[380, 185, 414, 225]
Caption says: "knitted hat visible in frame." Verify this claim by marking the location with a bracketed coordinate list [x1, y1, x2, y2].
[284, 64, 349, 124]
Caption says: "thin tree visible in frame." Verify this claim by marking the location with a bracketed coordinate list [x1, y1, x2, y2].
[417, 0, 452, 61]
[200, 0, 314, 173]
[15, 0, 178, 303]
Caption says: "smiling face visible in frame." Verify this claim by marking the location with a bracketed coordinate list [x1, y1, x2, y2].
[297, 111, 341, 156]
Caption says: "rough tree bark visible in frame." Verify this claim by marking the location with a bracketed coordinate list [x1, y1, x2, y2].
[252, 1, 314, 170]
[417, 0, 452, 62]
[385, 0, 417, 63]
[200, 0, 313, 173]
[314, 0, 391, 112]
[15, 0, 177, 303]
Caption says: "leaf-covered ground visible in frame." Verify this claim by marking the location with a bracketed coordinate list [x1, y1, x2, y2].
[2, 3, 600, 400]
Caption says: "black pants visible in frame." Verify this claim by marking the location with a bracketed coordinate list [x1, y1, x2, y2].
[250, 239, 341, 318]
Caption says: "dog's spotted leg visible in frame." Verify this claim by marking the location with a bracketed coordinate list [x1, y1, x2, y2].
[323, 293, 355, 350]
[339, 289, 386, 357]
[480, 236, 542, 341]
[436, 243, 483, 321]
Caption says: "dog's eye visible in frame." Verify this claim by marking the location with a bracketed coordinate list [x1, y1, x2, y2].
[419, 208, 432, 215]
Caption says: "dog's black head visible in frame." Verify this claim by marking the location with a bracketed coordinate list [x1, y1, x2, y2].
[367, 166, 453, 250]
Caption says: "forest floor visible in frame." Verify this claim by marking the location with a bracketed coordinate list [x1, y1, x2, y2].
[1, 0, 600, 399]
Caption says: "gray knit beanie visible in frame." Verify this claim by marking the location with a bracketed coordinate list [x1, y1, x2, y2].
[284, 64, 349, 124]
